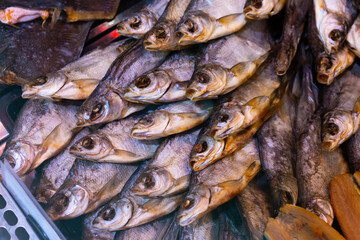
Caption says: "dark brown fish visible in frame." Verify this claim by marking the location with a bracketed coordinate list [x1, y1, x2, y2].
[0, 19, 91, 86]
[34, 128, 91, 203]
[344, 130, 360, 172]
[76, 40, 169, 127]
[46, 160, 138, 220]
[236, 175, 273, 240]
[275, 0, 310, 75]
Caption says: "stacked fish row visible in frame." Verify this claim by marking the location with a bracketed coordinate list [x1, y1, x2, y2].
[2, 0, 360, 239]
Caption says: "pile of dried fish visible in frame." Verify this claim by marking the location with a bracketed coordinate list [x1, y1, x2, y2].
[2, 0, 360, 239]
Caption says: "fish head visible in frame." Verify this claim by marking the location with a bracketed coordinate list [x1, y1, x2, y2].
[1, 141, 35, 176]
[189, 134, 225, 171]
[244, 0, 274, 19]
[117, 9, 158, 38]
[69, 134, 112, 161]
[143, 21, 177, 51]
[271, 174, 298, 209]
[131, 111, 170, 139]
[176, 11, 215, 45]
[306, 199, 334, 225]
[131, 168, 173, 197]
[22, 73, 68, 99]
[322, 110, 354, 151]
[210, 103, 245, 139]
[93, 198, 133, 231]
[186, 65, 228, 101]
[178, 185, 211, 226]
[76, 89, 124, 126]
[319, 13, 346, 54]
[35, 186, 57, 204]
[46, 185, 89, 220]
[124, 70, 172, 103]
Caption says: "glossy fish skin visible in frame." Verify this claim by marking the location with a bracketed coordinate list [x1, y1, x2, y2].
[308, 5, 355, 85]
[179, 212, 218, 239]
[257, 91, 298, 209]
[244, 0, 287, 20]
[175, 0, 247, 46]
[92, 163, 185, 231]
[314, 0, 358, 54]
[275, 0, 310, 75]
[296, 110, 349, 225]
[264, 205, 345, 240]
[131, 100, 213, 140]
[143, 0, 192, 51]
[116, 0, 170, 39]
[70, 114, 161, 163]
[0, 19, 91, 86]
[186, 20, 271, 101]
[178, 139, 261, 226]
[115, 213, 175, 240]
[46, 160, 138, 220]
[236, 175, 273, 240]
[22, 39, 134, 101]
[208, 57, 280, 140]
[76, 40, 168, 127]
[131, 129, 199, 197]
[0, 100, 79, 176]
[320, 63, 360, 151]
[124, 50, 196, 104]
[83, 209, 116, 240]
[347, 15, 360, 57]
[34, 128, 91, 204]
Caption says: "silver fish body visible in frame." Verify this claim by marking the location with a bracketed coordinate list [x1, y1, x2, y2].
[131, 129, 199, 197]
[70, 113, 161, 163]
[143, 0, 192, 51]
[175, 0, 247, 45]
[116, 0, 170, 38]
[124, 50, 196, 104]
[0, 99, 79, 176]
[22, 39, 134, 101]
[131, 100, 213, 139]
[178, 139, 261, 226]
[92, 162, 185, 231]
[186, 20, 271, 101]
[34, 128, 91, 203]
[46, 159, 138, 220]
[76, 40, 169, 126]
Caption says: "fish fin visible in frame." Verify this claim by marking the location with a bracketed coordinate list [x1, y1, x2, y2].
[50, 8, 61, 29]
[212, 14, 247, 40]
[32, 124, 78, 169]
[107, 149, 141, 163]
[166, 111, 211, 135]
[52, 79, 100, 100]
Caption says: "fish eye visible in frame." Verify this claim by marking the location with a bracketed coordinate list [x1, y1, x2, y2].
[184, 19, 196, 33]
[183, 198, 195, 209]
[140, 116, 154, 126]
[31, 76, 48, 86]
[155, 28, 166, 40]
[218, 114, 230, 123]
[142, 174, 155, 188]
[329, 30, 344, 41]
[81, 137, 95, 150]
[194, 141, 208, 153]
[325, 122, 339, 136]
[281, 191, 293, 204]
[90, 103, 104, 121]
[254, 0, 263, 9]
[196, 72, 210, 84]
[135, 76, 151, 88]
[176, 31, 184, 39]
[320, 57, 333, 70]
[130, 16, 142, 29]
[102, 207, 116, 221]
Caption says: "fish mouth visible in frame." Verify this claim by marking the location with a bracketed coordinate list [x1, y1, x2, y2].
[189, 135, 225, 171]
[271, 175, 298, 208]
[321, 111, 353, 151]
[143, 22, 174, 50]
[176, 11, 213, 45]
[124, 71, 172, 103]
[46, 185, 89, 220]
[93, 198, 133, 231]
[244, 0, 272, 20]
[131, 169, 173, 197]
[1, 141, 35, 176]
[70, 134, 112, 161]
[131, 111, 170, 139]
[306, 199, 334, 225]
[178, 186, 211, 226]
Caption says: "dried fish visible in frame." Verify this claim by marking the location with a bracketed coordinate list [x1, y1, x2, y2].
[244, 0, 287, 20]
[83, 209, 116, 240]
[347, 15, 360, 57]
